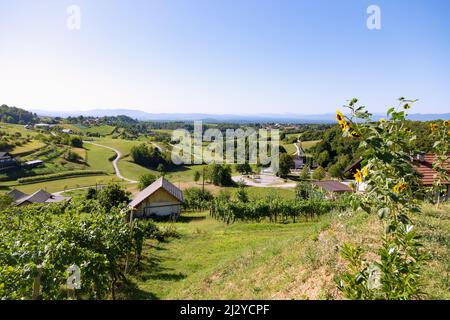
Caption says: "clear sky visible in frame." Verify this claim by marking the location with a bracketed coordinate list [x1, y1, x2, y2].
[1, 0, 449, 114]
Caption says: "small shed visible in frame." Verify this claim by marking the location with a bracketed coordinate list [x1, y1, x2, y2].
[129, 177, 184, 219]
[25, 160, 44, 168]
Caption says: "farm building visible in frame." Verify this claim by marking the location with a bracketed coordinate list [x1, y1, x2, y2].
[313, 180, 353, 193]
[7, 189, 71, 206]
[313, 180, 353, 200]
[25, 160, 44, 168]
[129, 177, 184, 219]
[0, 152, 18, 170]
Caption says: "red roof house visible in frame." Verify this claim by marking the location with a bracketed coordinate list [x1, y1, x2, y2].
[414, 153, 450, 186]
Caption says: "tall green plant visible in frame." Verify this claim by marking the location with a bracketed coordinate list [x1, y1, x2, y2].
[336, 98, 427, 300]
[428, 121, 450, 207]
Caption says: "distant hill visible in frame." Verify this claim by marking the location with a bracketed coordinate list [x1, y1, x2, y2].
[29, 108, 450, 124]
[0, 104, 38, 124]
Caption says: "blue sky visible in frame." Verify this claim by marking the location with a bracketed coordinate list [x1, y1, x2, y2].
[0, 0, 449, 114]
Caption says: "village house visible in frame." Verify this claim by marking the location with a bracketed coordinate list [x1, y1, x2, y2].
[344, 154, 450, 200]
[129, 177, 184, 220]
[7, 189, 71, 206]
[34, 123, 50, 129]
[0, 152, 18, 170]
[414, 152, 450, 201]
[313, 180, 353, 200]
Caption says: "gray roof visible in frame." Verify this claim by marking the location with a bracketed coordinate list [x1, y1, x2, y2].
[129, 177, 184, 208]
[0, 152, 11, 159]
[313, 181, 353, 193]
[7, 189, 26, 201]
[25, 160, 44, 165]
[15, 189, 71, 205]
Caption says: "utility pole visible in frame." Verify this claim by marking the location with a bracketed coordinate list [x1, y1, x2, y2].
[202, 166, 205, 193]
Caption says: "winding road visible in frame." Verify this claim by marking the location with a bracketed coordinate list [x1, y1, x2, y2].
[52, 141, 137, 196]
[83, 141, 137, 183]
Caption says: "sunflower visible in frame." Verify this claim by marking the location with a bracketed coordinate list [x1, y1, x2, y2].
[339, 120, 351, 132]
[393, 182, 407, 194]
[444, 120, 450, 127]
[336, 110, 345, 123]
[354, 169, 363, 183]
[379, 118, 386, 123]
[350, 130, 360, 137]
[430, 123, 438, 132]
[363, 166, 369, 177]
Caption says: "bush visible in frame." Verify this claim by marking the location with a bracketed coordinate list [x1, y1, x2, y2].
[312, 166, 326, 180]
[17, 170, 105, 184]
[130, 143, 167, 168]
[138, 173, 157, 191]
[97, 182, 131, 211]
[86, 187, 98, 200]
[236, 162, 252, 175]
[184, 187, 213, 211]
[65, 150, 82, 162]
[69, 136, 83, 148]
[208, 163, 233, 186]
[0, 194, 13, 210]
[278, 153, 294, 178]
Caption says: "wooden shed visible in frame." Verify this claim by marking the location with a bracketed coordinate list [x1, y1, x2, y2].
[129, 177, 184, 219]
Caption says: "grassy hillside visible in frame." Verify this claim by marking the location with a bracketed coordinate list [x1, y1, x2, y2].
[10, 140, 47, 156]
[84, 143, 116, 173]
[6, 175, 120, 194]
[120, 203, 449, 300]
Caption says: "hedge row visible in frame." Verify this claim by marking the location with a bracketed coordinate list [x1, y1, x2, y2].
[18, 170, 106, 184]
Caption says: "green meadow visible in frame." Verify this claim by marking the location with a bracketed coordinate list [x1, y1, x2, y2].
[119, 203, 449, 300]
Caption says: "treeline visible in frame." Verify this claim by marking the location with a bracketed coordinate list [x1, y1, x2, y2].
[0, 105, 38, 124]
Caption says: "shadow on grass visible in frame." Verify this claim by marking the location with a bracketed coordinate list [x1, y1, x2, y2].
[118, 245, 187, 300]
[116, 278, 160, 300]
[177, 215, 207, 223]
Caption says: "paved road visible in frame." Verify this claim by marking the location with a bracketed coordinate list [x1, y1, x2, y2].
[53, 185, 100, 196]
[232, 174, 296, 188]
[293, 142, 300, 155]
[84, 141, 137, 183]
